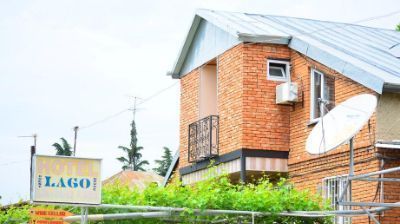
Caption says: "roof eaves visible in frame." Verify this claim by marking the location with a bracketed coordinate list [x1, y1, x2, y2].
[383, 83, 400, 93]
[237, 33, 290, 44]
[168, 9, 249, 79]
[168, 15, 203, 79]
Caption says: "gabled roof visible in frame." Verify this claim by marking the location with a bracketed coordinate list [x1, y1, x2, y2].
[169, 9, 400, 93]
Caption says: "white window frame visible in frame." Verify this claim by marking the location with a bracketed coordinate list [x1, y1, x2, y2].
[267, 59, 290, 81]
[310, 69, 326, 122]
[322, 175, 352, 224]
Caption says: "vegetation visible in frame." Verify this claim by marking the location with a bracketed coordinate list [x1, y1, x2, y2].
[397, 23, 400, 31]
[0, 175, 331, 224]
[153, 147, 173, 176]
[117, 120, 149, 171]
[0, 203, 31, 223]
[52, 138, 72, 156]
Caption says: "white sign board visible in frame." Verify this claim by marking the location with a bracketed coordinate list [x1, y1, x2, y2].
[32, 155, 102, 205]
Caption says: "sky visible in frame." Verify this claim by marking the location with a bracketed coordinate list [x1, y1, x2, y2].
[0, 0, 399, 205]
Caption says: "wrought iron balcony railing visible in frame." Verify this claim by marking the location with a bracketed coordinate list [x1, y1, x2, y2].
[188, 115, 219, 163]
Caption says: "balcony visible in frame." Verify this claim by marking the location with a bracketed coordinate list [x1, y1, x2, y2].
[188, 115, 219, 163]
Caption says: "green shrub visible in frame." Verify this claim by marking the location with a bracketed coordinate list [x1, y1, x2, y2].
[0, 176, 331, 223]
[0, 203, 31, 224]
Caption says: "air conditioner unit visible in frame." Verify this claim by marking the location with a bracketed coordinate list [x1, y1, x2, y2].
[276, 82, 298, 104]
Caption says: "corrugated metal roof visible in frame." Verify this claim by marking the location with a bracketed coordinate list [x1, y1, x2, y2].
[103, 170, 163, 190]
[170, 9, 400, 93]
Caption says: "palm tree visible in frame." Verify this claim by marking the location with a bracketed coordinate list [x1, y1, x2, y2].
[117, 120, 149, 171]
[52, 138, 72, 156]
[153, 147, 173, 176]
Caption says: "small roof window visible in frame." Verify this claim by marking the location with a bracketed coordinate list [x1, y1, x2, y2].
[267, 59, 290, 81]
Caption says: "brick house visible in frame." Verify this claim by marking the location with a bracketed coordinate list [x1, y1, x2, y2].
[164, 9, 400, 223]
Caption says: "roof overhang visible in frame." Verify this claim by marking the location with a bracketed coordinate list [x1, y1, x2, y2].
[168, 10, 400, 93]
[168, 15, 202, 79]
[168, 11, 290, 79]
[237, 33, 290, 44]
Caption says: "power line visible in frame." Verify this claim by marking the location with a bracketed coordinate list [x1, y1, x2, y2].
[76, 8, 399, 131]
[79, 108, 131, 130]
[137, 81, 179, 106]
[352, 8, 400, 24]
[79, 81, 179, 131]
[0, 160, 29, 167]
[244, 8, 400, 45]
[295, 8, 400, 37]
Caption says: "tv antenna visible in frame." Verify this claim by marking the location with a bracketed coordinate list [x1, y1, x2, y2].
[126, 95, 143, 121]
[18, 133, 37, 148]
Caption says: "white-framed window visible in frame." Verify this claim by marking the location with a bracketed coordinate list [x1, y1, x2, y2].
[323, 175, 352, 224]
[310, 69, 335, 121]
[267, 59, 290, 81]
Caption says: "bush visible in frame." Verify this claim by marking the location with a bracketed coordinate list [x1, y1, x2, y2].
[0, 176, 331, 223]
[0, 203, 31, 224]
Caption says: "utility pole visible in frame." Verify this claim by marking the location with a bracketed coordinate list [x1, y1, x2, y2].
[17, 133, 37, 202]
[73, 126, 79, 157]
[71, 125, 86, 224]
[33, 133, 37, 148]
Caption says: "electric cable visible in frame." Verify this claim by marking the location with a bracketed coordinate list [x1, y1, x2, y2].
[80, 7, 400, 131]
[79, 81, 179, 131]
[0, 160, 29, 167]
[243, 8, 400, 46]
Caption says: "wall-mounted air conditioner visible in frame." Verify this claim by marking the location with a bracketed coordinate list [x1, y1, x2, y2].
[276, 82, 298, 104]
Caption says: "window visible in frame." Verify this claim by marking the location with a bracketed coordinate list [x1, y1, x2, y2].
[323, 176, 351, 224]
[310, 69, 335, 121]
[267, 59, 290, 81]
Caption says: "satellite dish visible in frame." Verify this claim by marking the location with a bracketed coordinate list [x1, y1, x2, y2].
[306, 94, 377, 154]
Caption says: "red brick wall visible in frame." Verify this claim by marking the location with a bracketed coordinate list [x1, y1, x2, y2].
[177, 43, 395, 223]
[379, 149, 400, 223]
[289, 51, 380, 223]
[217, 44, 244, 155]
[178, 44, 245, 168]
[178, 43, 293, 170]
[179, 69, 200, 168]
[242, 44, 291, 151]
